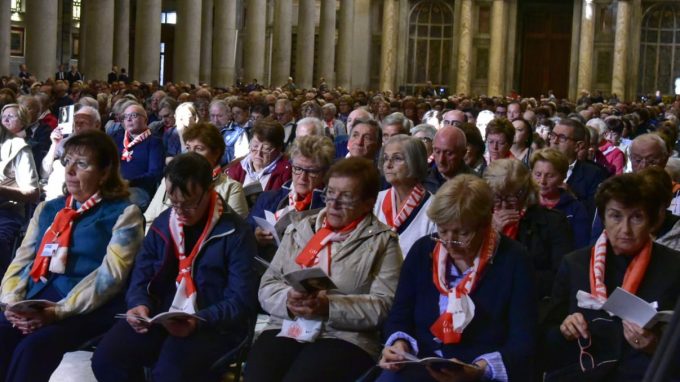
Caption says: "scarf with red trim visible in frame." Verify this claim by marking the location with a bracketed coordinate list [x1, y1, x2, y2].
[381, 185, 426, 231]
[121, 129, 152, 162]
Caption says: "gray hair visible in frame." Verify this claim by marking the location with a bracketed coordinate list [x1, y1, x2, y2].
[75, 105, 101, 126]
[378, 134, 428, 183]
[411, 123, 437, 140]
[78, 96, 99, 109]
[632, 133, 669, 156]
[322, 103, 337, 114]
[296, 117, 325, 136]
[382, 112, 412, 134]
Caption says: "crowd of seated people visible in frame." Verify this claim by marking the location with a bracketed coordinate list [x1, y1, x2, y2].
[1, 70, 680, 381]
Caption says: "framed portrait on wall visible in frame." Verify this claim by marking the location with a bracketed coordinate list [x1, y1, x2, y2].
[10, 26, 24, 57]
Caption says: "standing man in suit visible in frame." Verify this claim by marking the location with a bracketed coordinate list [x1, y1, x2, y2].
[54, 64, 67, 81]
[108, 65, 119, 84]
[549, 118, 607, 219]
[66, 64, 83, 86]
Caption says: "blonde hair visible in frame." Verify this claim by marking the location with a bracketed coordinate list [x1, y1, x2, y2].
[483, 158, 538, 206]
[427, 174, 493, 228]
[530, 148, 569, 179]
[288, 135, 336, 169]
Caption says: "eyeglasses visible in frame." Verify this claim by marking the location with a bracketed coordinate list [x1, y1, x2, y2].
[250, 143, 276, 155]
[292, 164, 324, 179]
[630, 155, 664, 167]
[382, 154, 406, 164]
[123, 112, 142, 120]
[61, 156, 93, 171]
[163, 191, 205, 212]
[321, 189, 359, 209]
[442, 120, 463, 127]
[578, 337, 595, 372]
[548, 132, 576, 143]
[494, 191, 524, 209]
[430, 230, 474, 249]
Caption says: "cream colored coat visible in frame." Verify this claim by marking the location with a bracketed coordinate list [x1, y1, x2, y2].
[259, 209, 403, 358]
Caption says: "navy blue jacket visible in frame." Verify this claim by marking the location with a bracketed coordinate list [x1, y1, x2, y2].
[555, 189, 591, 250]
[126, 201, 258, 333]
[566, 160, 607, 219]
[384, 234, 537, 381]
[111, 129, 165, 198]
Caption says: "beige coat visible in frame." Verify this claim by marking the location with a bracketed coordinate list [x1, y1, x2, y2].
[259, 209, 403, 358]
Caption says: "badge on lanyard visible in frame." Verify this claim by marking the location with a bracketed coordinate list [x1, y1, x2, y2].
[41, 243, 59, 258]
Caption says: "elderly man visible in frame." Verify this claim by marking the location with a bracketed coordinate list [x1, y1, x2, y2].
[147, 90, 167, 124]
[18, 95, 52, 170]
[110, 103, 165, 209]
[441, 109, 467, 128]
[274, 99, 296, 148]
[321, 103, 346, 138]
[549, 118, 607, 218]
[217, 100, 250, 165]
[335, 108, 373, 158]
[295, 117, 325, 137]
[381, 112, 411, 142]
[423, 125, 473, 193]
[343, 118, 382, 161]
[42, 106, 102, 200]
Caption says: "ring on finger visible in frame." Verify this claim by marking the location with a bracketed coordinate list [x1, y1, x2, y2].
[634, 338, 640, 345]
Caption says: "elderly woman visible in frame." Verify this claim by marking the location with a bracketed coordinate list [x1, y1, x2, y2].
[245, 157, 403, 382]
[164, 102, 199, 163]
[510, 118, 533, 166]
[377, 175, 537, 382]
[544, 170, 680, 381]
[0, 104, 39, 274]
[411, 124, 437, 163]
[374, 135, 437, 257]
[0, 130, 143, 381]
[226, 119, 292, 199]
[145, 122, 248, 229]
[531, 148, 590, 249]
[485, 119, 515, 164]
[484, 158, 574, 299]
[247, 135, 333, 250]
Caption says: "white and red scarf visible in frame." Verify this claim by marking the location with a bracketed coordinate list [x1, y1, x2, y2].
[121, 129, 152, 162]
[430, 226, 499, 344]
[577, 230, 652, 310]
[381, 185, 426, 231]
[168, 190, 223, 313]
[294, 214, 366, 275]
[30, 193, 102, 282]
[274, 188, 314, 221]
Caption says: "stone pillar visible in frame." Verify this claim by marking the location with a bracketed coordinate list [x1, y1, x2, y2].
[352, 0, 371, 89]
[295, 0, 316, 89]
[134, 0, 161, 82]
[175, 0, 202, 84]
[114, 0, 130, 71]
[25, 0, 58, 81]
[244, 0, 266, 84]
[612, 0, 630, 101]
[0, 0, 10, 77]
[83, 0, 114, 81]
[59, 0, 73, 66]
[456, 0, 473, 95]
[379, 0, 397, 92]
[487, 0, 506, 96]
[199, 0, 213, 85]
[577, 0, 595, 95]
[213, 0, 237, 87]
[337, 0, 354, 90]
[317, 0, 336, 87]
[272, 0, 292, 87]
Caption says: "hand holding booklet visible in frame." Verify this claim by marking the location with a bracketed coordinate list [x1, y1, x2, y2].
[387, 347, 480, 373]
[115, 311, 206, 325]
[0, 299, 56, 314]
[601, 287, 674, 329]
[284, 267, 337, 293]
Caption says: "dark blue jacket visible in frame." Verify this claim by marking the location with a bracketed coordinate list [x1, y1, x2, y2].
[246, 182, 325, 232]
[126, 201, 258, 333]
[566, 160, 608, 219]
[111, 129, 165, 198]
[555, 189, 591, 250]
[384, 234, 537, 381]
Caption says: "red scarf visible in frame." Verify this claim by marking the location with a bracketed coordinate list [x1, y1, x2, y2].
[589, 230, 651, 302]
[500, 209, 526, 239]
[274, 188, 314, 220]
[29, 193, 102, 282]
[430, 226, 499, 344]
[121, 129, 151, 162]
[381, 185, 426, 230]
[212, 165, 222, 180]
[294, 214, 366, 273]
[169, 191, 223, 303]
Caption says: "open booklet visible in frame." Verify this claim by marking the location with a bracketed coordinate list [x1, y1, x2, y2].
[283, 267, 337, 293]
[601, 287, 674, 329]
[115, 311, 206, 325]
[0, 299, 56, 314]
[387, 347, 481, 373]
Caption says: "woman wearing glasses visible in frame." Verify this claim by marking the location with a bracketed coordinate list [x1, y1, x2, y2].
[374, 135, 436, 257]
[484, 119, 515, 164]
[226, 119, 291, 197]
[377, 174, 537, 381]
[484, 158, 574, 300]
[0, 104, 40, 276]
[0, 130, 144, 381]
[246, 157, 403, 382]
[544, 171, 680, 381]
[144, 122, 248, 229]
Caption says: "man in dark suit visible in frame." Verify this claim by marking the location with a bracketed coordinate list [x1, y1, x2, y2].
[423, 125, 474, 193]
[549, 118, 607, 219]
[54, 64, 67, 81]
[107, 65, 119, 84]
[66, 64, 83, 86]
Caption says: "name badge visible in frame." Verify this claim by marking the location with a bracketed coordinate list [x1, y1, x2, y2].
[41, 243, 59, 258]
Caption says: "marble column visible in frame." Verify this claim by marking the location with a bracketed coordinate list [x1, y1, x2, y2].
[612, 0, 630, 100]
[379, 0, 397, 92]
[175, 0, 202, 84]
[487, 0, 506, 96]
[83, 0, 114, 81]
[337, 0, 354, 90]
[114, 0, 130, 71]
[199, 0, 213, 85]
[134, 0, 161, 82]
[272, 0, 292, 87]
[317, 0, 336, 87]
[25, 0, 58, 81]
[0, 0, 10, 77]
[213, 0, 237, 87]
[295, 0, 316, 89]
[577, 0, 595, 95]
[456, 0, 473, 95]
[244, 0, 266, 83]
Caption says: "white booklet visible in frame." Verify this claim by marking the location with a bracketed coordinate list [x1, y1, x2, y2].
[601, 287, 673, 329]
[0, 299, 56, 314]
[253, 210, 281, 246]
[115, 311, 206, 325]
